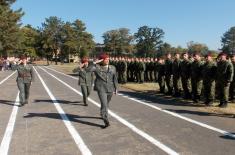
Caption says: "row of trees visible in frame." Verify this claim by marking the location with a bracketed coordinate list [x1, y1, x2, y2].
[0, 0, 235, 63]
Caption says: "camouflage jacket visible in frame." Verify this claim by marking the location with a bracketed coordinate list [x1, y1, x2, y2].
[16, 64, 34, 83]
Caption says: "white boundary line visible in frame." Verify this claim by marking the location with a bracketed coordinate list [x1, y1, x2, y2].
[0, 92, 20, 155]
[33, 67, 92, 155]
[45, 66, 235, 139]
[40, 66, 179, 155]
[0, 71, 16, 85]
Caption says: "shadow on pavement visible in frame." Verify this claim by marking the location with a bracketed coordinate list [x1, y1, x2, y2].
[165, 109, 235, 119]
[0, 100, 15, 106]
[119, 90, 203, 107]
[220, 133, 235, 140]
[24, 112, 104, 128]
[119, 90, 235, 118]
[34, 99, 83, 106]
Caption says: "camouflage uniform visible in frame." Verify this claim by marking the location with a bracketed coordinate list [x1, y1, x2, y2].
[16, 63, 34, 106]
[216, 58, 234, 107]
[202, 59, 217, 105]
[172, 58, 182, 97]
[76, 64, 93, 106]
[229, 60, 235, 102]
[164, 58, 173, 95]
[180, 58, 192, 99]
[157, 59, 165, 93]
[191, 59, 204, 103]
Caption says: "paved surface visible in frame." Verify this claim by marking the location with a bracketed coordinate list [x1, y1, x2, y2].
[0, 67, 234, 155]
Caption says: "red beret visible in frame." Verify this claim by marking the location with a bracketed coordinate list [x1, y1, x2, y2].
[20, 55, 27, 60]
[99, 53, 109, 60]
[205, 53, 212, 57]
[218, 52, 227, 57]
[81, 57, 88, 63]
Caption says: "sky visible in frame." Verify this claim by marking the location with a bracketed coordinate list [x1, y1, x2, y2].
[12, 0, 235, 50]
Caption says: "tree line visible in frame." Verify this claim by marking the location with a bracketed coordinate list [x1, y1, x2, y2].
[0, 0, 235, 63]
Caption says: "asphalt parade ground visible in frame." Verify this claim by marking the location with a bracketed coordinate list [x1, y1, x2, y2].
[0, 66, 235, 155]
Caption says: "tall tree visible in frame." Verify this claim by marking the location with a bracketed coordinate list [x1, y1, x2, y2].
[134, 26, 164, 57]
[41, 16, 64, 64]
[72, 19, 95, 58]
[20, 24, 39, 57]
[158, 42, 172, 56]
[0, 0, 24, 56]
[187, 41, 208, 55]
[103, 28, 133, 56]
[221, 26, 235, 54]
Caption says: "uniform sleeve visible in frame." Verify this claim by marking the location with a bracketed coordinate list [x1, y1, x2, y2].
[112, 66, 118, 91]
[227, 62, 234, 82]
[30, 65, 35, 82]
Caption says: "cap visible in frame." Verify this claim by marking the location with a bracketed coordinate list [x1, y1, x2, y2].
[99, 53, 109, 60]
[81, 57, 88, 63]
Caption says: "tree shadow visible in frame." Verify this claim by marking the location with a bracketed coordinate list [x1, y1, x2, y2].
[34, 99, 84, 106]
[220, 133, 235, 140]
[24, 112, 105, 128]
[0, 100, 15, 106]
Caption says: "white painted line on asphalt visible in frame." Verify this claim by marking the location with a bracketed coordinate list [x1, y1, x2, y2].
[40, 66, 179, 155]
[45, 66, 235, 139]
[0, 92, 20, 155]
[0, 71, 16, 85]
[118, 94, 235, 139]
[33, 67, 92, 155]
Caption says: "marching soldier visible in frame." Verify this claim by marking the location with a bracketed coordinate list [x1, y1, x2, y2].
[75, 57, 93, 106]
[16, 55, 34, 106]
[202, 53, 217, 106]
[92, 53, 118, 128]
[216, 52, 234, 108]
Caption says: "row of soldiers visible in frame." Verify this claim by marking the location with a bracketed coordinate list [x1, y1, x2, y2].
[109, 52, 235, 107]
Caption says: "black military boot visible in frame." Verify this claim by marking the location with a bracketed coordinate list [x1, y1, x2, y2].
[103, 118, 110, 128]
[219, 102, 228, 108]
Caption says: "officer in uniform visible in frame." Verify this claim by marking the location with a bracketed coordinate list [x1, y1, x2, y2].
[216, 52, 234, 107]
[75, 57, 93, 106]
[202, 53, 217, 106]
[16, 55, 34, 106]
[92, 53, 118, 128]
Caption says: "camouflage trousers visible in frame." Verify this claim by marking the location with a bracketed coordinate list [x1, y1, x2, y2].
[165, 75, 173, 94]
[191, 79, 203, 101]
[81, 85, 91, 105]
[229, 81, 235, 101]
[173, 76, 181, 95]
[181, 76, 191, 98]
[217, 82, 230, 103]
[17, 82, 31, 104]
[97, 91, 113, 119]
[158, 75, 165, 93]
[203, 80, 215, 103]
